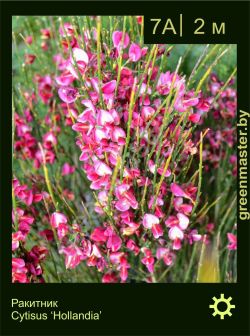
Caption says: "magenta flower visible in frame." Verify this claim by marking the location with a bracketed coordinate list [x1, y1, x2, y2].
[67, 47, 89, 78]
[39, 229, 54, 242]
[90, 227, 107, 243]
[118, 256, 130, 282]
[156, 247, 175, 266]
[129, 43, 142, 62]
[141, 106, 155, 121]
[25, 54, 36, 64]
[102, 272, 119, 283]
[58, 87, 78, 103]
[141, 248, 155, 273]
[12, 258, 28, 283]
[102, 80, 116, 94]
[177, 213, 189, 230]
[59, 244, 85, 269]
[115, 184, 138, 212]
[173, 197, 193, 215]
[12, 231, 25, 251]
[13, 179, 43, 206]
[40, 28, 51, 40]
[62, 163, 75, 176]
[94, 160, 112, 176]
[87, 244, 104, 269]
[43, 131, 57, 149]
[50, 212, 69, 240]
[55, 71, 74, 86]
[143, 214, 163, 239]
[188, 230, 202, 244]
[188, 113, 201, 124]
[156, 71, 178, 95]
[165, 213, 190, 250]
[170, 183, 190, 200]
[121, 222, 140, 236]
[25, 35, 33, 44]
[51, 212, 67, 228]
[126, 239, 140, 255]
[227, 233, 237, 250]
[96, 109, 114, 126]
[168, 226, 184, 240]
[105, 227, 122, 252]
[59, 22, 75, 37]
[110, 126, 126, 145]
[112, 31, 130, 51]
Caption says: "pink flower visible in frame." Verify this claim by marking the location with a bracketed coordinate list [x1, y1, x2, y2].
[121, 222, 140, 236]
[105, 227, 122, 252]
[67, 47, 89, 78]
[94, 160, 112, 176]
[62, 163, 75, 176]
[43, 131, 57, 149]
[170, 183, 190, 200]
[12, 258, 28, 283]
[25, 54, 36, 64]
[148, 160, 171, 177]
[59, 22, 74, 37]
[57, 223, 69, 240]
[172, 238, 182, 250]
[112, 31, 130, 51]
[39, 229, 54, 241]
[118, 256, 130, 282]
[142, 213, 158, 227]
[188, 230, 202, 244]
[25, 35, 33, 44]
[102, 80, 116, 94]
[229, 155, 237, 164]
[173, 198, 193, 215]
[90, 227, 107, 243]
[136, 16, 143, 24]
[40, 28, 51, 39]
[227, 233, 237, 250]
[143, 214, 163, 239]
[110, 252, 124, 265]
[156, 247, 175, 266]
[156, 71, 172, 95]
[141, 248, 155, 273]
[87, 245, 105, 270]
[177, 213, 189, 230]
[129, 43, 142, 62]
[55, 71, 74, 86]
[51, 212, 67, 228]
[168, 226, 184, 241]
[96, 109, 114, 126]
[12, 231, 25, 251]
[13, 208, 34, 235]
[102, 272, 119, 283]
[50, 212, 69, 240]
[115, 184, 138, 212]
[81, 238, 92, 257]
[58, 87, 78, 103]
[59, 244, 85, 269]
[165, 213, 190, 250]
[196, 98, 210, 111]
[141, 106, 155, 121]
[126, 239, 140, 255]
[189, 113, 201, 123]
[110, 127, 126, 145]
[151, 223, 164, 239]
[206, 223, 215, 233]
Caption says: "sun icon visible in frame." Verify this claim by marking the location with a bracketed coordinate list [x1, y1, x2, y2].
[209, 294, 235, 319]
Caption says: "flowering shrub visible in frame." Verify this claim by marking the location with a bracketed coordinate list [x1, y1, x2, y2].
[12, 16, 237, 283]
